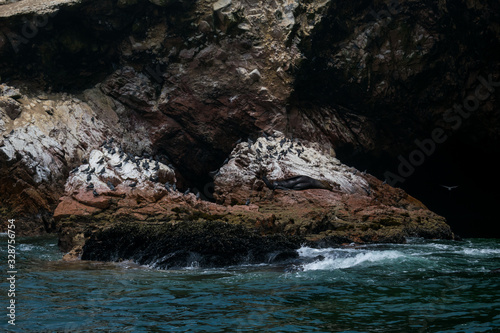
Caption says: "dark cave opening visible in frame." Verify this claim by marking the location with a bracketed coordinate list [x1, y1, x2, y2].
[288, 0, 500, 238]
[336, 131, 500, 238]
[399, 135, 500, 238]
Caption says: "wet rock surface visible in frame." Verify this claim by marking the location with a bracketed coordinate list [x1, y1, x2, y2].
[81, 221, 301, 268]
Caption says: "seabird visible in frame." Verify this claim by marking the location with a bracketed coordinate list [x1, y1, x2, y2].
[115, 162, 122, 168]
[93, 189, 99, 197]
[129, 182, 137, 188]
[184, 188, 190, 195]
[108, 137, 114, 144]
[98, 168, 106, 175]
[172, 184, 176, 191]
[441, 185, 458, 191]
[153, 163, 159, 171]
[235, 138, 242, 144]
[88, 167, 95, 174]
[363, 187, 371, 195]
[209, 170, 219, 178]
[86, 183, 94, 189]
[223, 158, 229, 165]
[196, 192, 200, 200]
[70, 167, 79, 174]
[106, 181, 116, 191]
[97, 157, 104, 164]
[245, 199, 250, 206]
[82, 166, 90, 173]
[99, 141, 107, 147]
[149, 176, 159, 183]
[247, 138, 253, 145]
[165, 183, 171, 192]
[87, 174, 92, 182]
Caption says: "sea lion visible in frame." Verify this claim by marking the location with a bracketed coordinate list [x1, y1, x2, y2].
[262, 175, 334, 191]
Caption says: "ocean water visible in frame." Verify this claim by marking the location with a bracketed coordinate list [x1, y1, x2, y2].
[1, 235, 499, 332]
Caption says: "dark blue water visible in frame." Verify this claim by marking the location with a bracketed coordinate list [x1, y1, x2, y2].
[1, 235, 499, 332]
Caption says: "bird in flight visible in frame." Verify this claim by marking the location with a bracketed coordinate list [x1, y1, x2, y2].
[441, 185, 458, 191]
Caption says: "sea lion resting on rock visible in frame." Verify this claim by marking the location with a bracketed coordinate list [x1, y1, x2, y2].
[262, 175, 334, 191]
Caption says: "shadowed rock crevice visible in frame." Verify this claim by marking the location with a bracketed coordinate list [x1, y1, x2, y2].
[0, 0, 198, 91]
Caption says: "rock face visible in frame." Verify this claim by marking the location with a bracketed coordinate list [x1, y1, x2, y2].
[214, 132, 368, 205]
[1, 0, 493, 249]
[54, 141, 176, 220]
[56, 132, 454, 263]
[81, 221, 301, 269]
[0, 83, 155, 234]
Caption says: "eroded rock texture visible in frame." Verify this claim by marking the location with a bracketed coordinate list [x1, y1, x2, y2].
[0, 0, 498, 243]
[56, 132, 453, 261]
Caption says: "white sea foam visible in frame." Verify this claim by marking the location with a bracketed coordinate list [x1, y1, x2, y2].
[19, 244, 36, 251]
[297, 246, 356, 258]
[461, 248, 500, 256]
[298, 247, 405, 271]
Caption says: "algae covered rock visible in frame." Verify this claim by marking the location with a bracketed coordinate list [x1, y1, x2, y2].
[81, 220, 302, 268]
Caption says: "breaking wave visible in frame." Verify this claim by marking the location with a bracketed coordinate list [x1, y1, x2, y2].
[298, 246, 405, 271]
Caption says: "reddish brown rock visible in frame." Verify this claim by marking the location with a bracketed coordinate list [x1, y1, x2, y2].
[54, 196, 103, 219]
[55, 132, 455, 259]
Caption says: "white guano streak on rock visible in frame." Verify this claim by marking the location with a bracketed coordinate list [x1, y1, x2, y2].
[65, 147, 175, 194]
[0, 96, 103, 184]
[217, 131, 368, 195]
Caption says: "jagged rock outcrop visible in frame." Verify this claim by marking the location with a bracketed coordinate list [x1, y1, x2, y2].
[2, 0, 496, 242]
[0, 82, 159, 233]
[0, 0, 332, 233]
[54, 141, 176, 220]
[56, 132, 454, 262]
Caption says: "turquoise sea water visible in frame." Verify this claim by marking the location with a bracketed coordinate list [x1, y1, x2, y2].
[1, 235, 499, 332]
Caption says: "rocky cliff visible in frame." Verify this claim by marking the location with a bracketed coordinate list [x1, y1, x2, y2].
[1, 0, 497, 259]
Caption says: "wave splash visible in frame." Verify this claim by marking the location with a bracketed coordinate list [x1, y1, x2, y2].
[298, 246, 405, 271]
